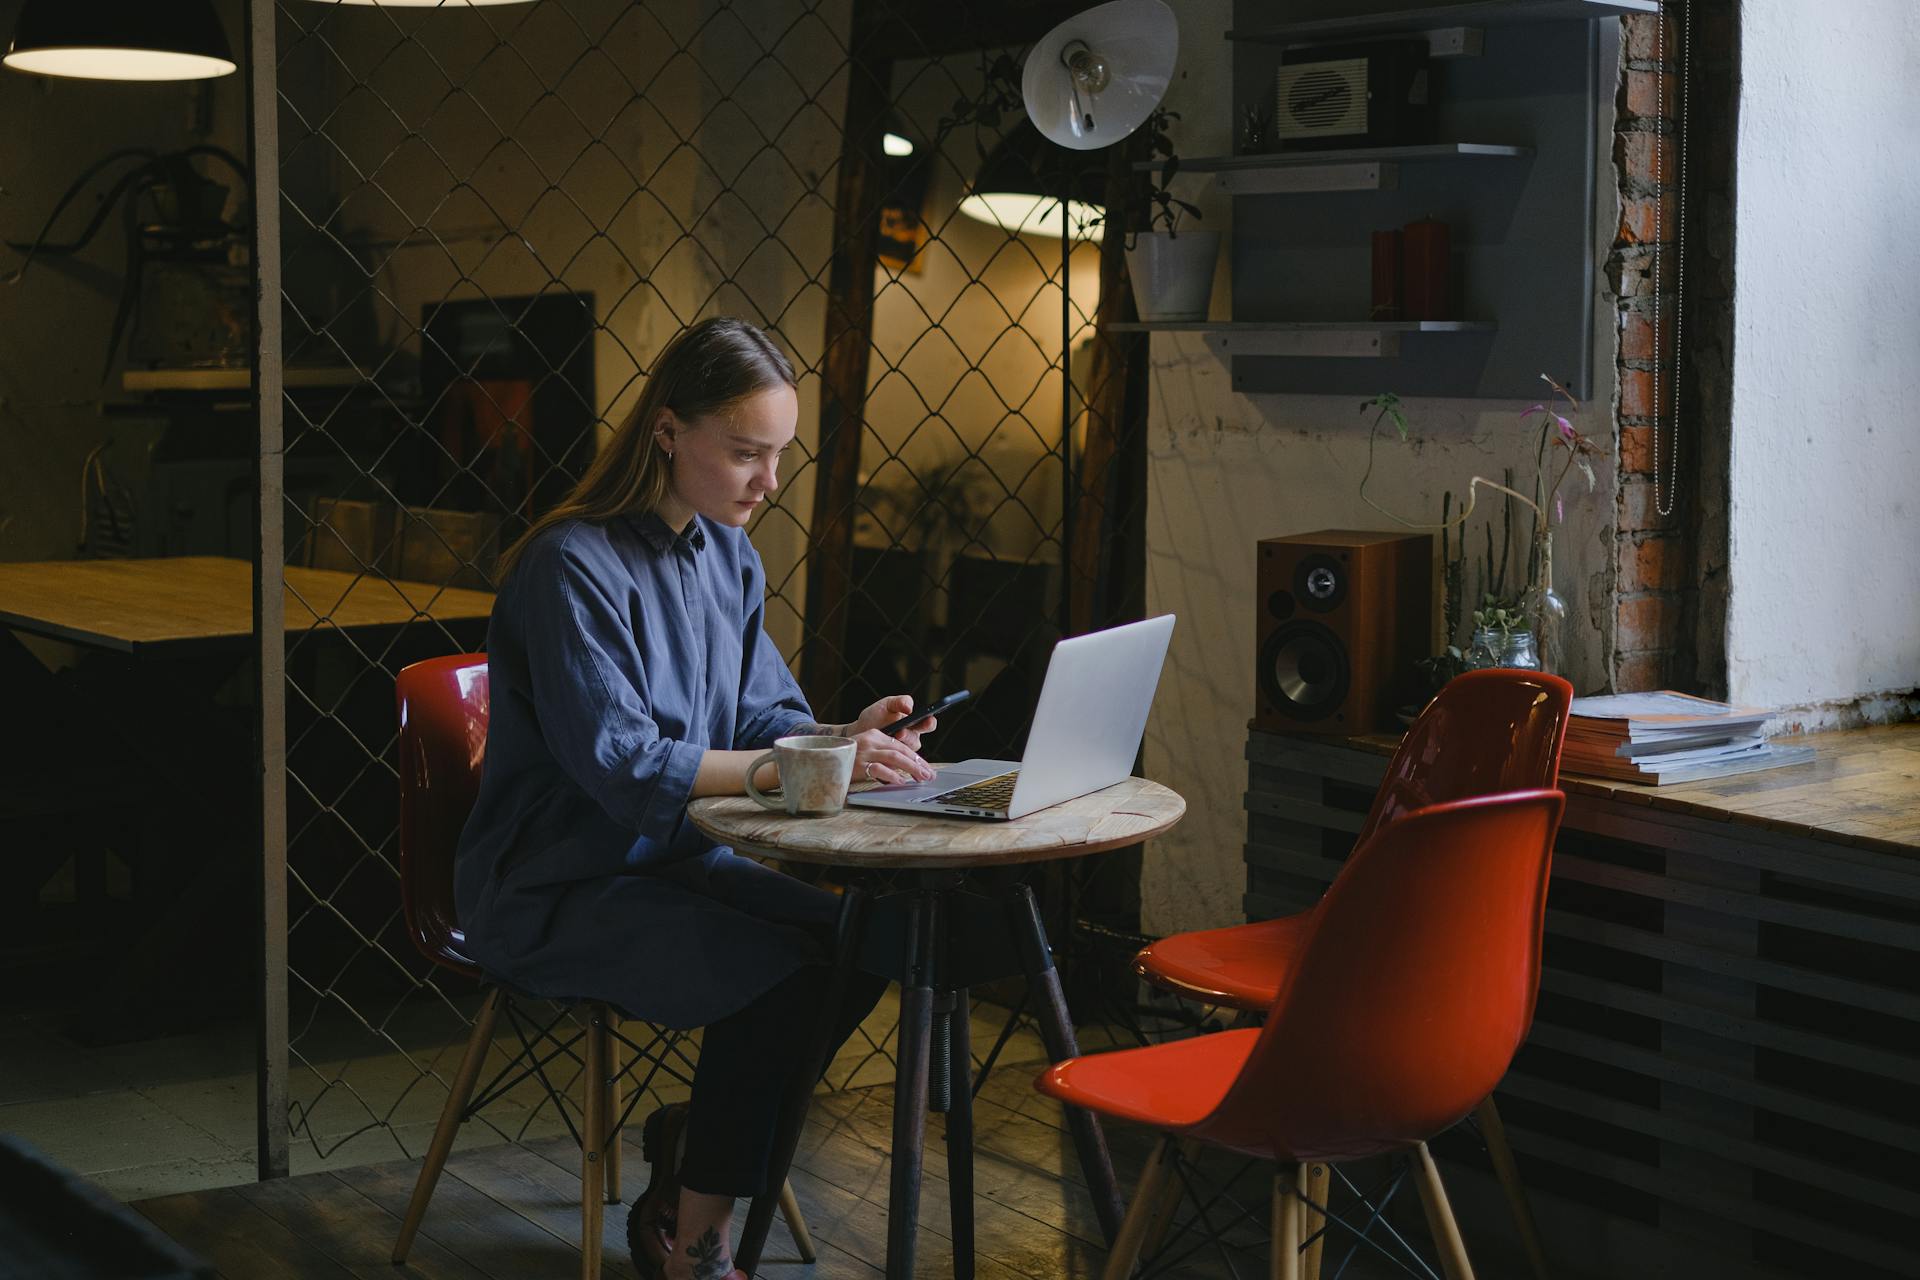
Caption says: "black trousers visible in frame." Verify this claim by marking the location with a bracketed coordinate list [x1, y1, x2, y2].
[678, 962, 887, 1197]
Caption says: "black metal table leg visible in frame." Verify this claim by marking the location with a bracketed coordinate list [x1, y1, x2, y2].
[1008, 881, 1125, 1243]
[970, 982, 1029, 1100]
[886, 889, 939, 1278]
[735, 883, 869, 1275]
[945, 985, 976, 1280]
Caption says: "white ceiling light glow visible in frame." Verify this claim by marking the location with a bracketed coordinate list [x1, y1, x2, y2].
[955, 193, 1104, 243]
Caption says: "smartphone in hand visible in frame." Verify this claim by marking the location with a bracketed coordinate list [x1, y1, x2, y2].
[880, 689, 971, 736]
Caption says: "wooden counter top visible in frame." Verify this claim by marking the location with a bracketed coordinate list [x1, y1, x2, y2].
[1279, 721, 1920, 858]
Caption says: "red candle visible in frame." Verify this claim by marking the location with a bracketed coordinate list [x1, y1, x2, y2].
[1370, 229, 1404, 321]
[1402, 217, 1450, 321]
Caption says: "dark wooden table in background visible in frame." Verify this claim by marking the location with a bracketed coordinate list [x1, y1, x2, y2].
[0, 556, 497, 1037]
[0, 555, 495, 654]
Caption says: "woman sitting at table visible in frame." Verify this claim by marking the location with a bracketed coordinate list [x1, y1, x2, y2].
[456, 316, 939, 1280]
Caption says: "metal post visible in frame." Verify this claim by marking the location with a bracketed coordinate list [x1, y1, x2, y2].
[1059, 201, 1073, 639]
[246, 0, 289, 1182]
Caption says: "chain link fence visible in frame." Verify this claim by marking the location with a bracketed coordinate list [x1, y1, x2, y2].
[262, 0, 1150, 1174]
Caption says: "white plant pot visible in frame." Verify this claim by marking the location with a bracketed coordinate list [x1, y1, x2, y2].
[1127, 230, 1221, 323]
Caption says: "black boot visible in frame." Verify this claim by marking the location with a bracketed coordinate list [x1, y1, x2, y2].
[625, 1102, 686, 1279]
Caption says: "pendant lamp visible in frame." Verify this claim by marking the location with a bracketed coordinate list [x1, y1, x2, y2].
[4, 0, 237, 82]
[957, 121, 1107, 243]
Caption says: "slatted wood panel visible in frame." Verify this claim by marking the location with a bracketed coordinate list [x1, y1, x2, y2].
[1244, 726, 1920, 1280]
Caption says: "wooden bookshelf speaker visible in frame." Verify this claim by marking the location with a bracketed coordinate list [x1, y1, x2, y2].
[1255, 530, 1432, 733]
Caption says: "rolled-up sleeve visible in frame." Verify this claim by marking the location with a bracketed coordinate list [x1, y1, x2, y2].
[733, 543, 813, 748]
[517, 536, 705, 841]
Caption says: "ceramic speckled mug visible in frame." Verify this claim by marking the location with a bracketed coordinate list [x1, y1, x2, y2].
[744, 734, 857, 817]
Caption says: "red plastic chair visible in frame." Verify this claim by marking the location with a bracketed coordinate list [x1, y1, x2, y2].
[388, 655, 813, 1279]
[389, 654, 626, 1278]
[1041, 789, 1567, 1280]
[1133, 668, 1572, 1277]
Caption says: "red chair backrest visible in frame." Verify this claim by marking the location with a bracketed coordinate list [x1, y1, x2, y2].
[1358, 669, 1573, 843]
[1193, 789, 1565, 1163]
[394, 654, 490, 975]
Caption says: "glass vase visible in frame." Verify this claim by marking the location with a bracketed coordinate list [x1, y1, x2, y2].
[1521, 529, 1569, 675]
[1465, 627, 1540, 671]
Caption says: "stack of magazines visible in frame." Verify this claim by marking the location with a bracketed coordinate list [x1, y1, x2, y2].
[1563, 691, 1816, 785]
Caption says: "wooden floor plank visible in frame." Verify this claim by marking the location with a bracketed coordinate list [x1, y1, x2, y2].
[334, 1157, 583, 1280]
[781, 1163, 1054, 1280]
[440, 1138, 601, 1255]
[136, 1187, 361, 1280]
[234, 1172, 491, 1280]
[798, 1087, 1112, 1259]
[131, 1068, 1304, 1280]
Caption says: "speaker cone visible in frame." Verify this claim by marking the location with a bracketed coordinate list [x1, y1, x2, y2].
[1258, 620, 1350, 719]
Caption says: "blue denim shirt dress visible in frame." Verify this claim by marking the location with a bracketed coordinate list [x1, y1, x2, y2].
[453, 510, 841, 1028]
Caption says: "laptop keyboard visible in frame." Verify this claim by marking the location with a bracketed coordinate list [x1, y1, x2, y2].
[923, 770, 1019, 809]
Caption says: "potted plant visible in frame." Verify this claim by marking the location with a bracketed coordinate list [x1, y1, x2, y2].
[1465, 594, 1540, 671]
[1124, 107, 1219, 322]
[1356, 381, 1605, 680]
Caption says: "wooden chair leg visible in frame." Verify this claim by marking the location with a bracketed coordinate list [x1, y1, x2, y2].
[1271, 1162, 1302, 1280]
[1475, 1096, 1550, 1280]
[1411, 1141, 1476, 1280]
[1299, 1162, 1328, 1280]
[393, 988, 501, 1263]
[1102, 1135, 1175, 1280]
[1136, 1136, 1198, 1264]
[778, 1178, 816, 1263]
[581, 1004, 608, 1280]
[604, 1011, 622, 1205]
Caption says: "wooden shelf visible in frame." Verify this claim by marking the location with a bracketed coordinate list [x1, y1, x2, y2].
[122, 366, 364, 392]
[1142, 143, 1532, 172]
[1228, 0, 1656, 44]
[1109, 321, 1494, 332]
[1108, 320, 1494, 359]
[1140, 143, 1533, 192]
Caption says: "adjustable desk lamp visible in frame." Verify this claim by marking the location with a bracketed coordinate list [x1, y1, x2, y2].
[984, 0, 1177, 631]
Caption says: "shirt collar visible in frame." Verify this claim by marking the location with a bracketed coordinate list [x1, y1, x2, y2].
[624, 509, 706, 555]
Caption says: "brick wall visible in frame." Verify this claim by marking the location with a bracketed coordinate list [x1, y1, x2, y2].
[1607, 1, 1735, 694]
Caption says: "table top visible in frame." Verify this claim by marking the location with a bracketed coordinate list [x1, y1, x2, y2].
[1316, 721, 1920, 857]
[0, 555, 496, 654]
[689, 776, 1185, 868]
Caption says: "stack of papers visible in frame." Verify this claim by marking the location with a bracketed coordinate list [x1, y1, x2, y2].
[1564, 691, 1815, 785]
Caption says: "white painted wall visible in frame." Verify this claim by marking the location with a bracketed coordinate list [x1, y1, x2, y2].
[1139, 3, 1621, 934]
[1726, 0, 1920, 715]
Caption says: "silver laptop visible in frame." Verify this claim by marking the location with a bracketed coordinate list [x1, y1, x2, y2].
[847, 614, 1175, 820]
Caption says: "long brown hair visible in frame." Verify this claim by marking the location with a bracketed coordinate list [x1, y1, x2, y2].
[495, 316, 796, 579]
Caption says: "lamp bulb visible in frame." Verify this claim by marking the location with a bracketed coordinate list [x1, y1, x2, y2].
[1062, 41, 1111, 94]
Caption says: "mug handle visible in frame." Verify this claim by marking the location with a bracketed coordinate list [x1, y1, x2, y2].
[744, 750, 783, 811]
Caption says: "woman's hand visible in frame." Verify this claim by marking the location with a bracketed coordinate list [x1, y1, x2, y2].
[843, 694, 937, 786]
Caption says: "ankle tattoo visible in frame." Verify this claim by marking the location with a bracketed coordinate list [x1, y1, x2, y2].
[686, 1226, 731, 1280]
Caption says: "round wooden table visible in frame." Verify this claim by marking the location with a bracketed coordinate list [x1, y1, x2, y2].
[691, 777, 1185, 1279]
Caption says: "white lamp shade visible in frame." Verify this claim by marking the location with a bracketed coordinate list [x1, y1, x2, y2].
[4, 0, 236, 82]
[1021, 0, 1177, 151]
